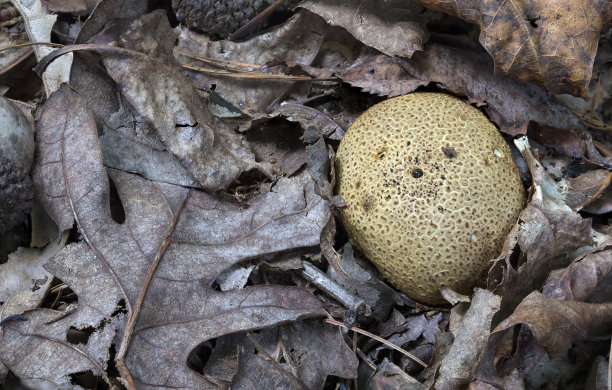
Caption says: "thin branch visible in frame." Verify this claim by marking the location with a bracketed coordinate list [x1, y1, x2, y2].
[325, 318, 429, 368]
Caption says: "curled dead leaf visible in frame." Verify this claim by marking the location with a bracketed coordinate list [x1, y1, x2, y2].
[416, 0, 612, 97]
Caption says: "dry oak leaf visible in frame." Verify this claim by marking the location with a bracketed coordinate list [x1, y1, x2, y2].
[6, 84, 330, 388]
[416, 0, 612, 97]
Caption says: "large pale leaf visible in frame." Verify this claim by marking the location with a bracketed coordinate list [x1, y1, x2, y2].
[2, 84, 330, 388]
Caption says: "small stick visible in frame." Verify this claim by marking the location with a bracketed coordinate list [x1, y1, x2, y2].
[300, 261, 367, 314]
[325, 318, 429, 368]
[229, 0, 286, 41]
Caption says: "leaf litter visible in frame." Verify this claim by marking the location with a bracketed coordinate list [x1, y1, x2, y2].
[0, 1, 611, 389]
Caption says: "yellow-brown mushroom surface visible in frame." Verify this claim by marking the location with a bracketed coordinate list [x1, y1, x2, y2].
[335, 93, 525, 305]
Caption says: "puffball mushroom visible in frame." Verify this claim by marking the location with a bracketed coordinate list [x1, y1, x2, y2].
[335, 93, 525, 305]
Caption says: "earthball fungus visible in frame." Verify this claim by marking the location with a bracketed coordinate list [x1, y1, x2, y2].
[335, 93, 525, 305]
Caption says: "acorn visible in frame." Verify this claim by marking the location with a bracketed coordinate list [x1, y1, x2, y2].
[0, 97, 34, 234]
[335, 93, 525, 305]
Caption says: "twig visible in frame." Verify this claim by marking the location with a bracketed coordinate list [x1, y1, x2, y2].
[229, 0, 286, 41]
[175, 48, 262, 72]
[300, 261, 367, 313]
[324, 318, 428, 368]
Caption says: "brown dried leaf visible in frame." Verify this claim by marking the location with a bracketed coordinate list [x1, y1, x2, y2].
[232, 347, 303, 390]
[277, 103, 345, 140]
[305, 44, 584, 135]
[563, 169, 612, 211]
[368, 358, 424, 390]
[2, 85, 331, 388]
[542, 249, 612, 302]
[299, 0, 428, 58]
[32, 84, 98, 231]
[488, 137, 595, 320]
[474, 291, 612, 387]
[584, 186, 612, 214]
[205, 319, 358, 389]
[526, 123, 611, 167]
[417, 0, 612, 96]
[328, 243, 398, 321]
[435, 289, 501, 390]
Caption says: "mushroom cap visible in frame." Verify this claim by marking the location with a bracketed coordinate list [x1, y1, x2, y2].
[335, 93, 525, 305]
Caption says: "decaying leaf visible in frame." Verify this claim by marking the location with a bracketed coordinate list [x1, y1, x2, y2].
[277, 103, 345, 140]
[176, 10, 329, 115]
[563, 169, 612, 211]
[0, 240, 67, 330]
[32, 84, 96, 232]
[434, 289, 501, 390]
[10, 0, 72, 94]
[328, 243, 398, 321]
[232, 346, 302, 390]
[366, 358, 424, 390]
[416, 0, 612, 97]
[0, 233, 66, 305]
[542, 248, 612, 302]
[474, 291, 612, 387]
[301, 44, 584, 136]
[99, 105, 199, 188]
[0, 241, 123, 389]
[489, 137, 595, 320]
[279, 320, 359, 389]
[36, 15, 270, 191]
[1, 84, 334, 388]
[299, 0, 428, 58]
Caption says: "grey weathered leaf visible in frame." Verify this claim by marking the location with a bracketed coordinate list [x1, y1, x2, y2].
[175, 10, 329, 115]
[0, 233, 67, 318]
[37, 13, 269, 191]
[435, 289, 500, 390]
[4, 85, 329, 388]
[299, 0, 428, 58]
[99, 105, 199, 188]
[32, 84, 99, 231]
[232, 346, 303, 390]
[0, 241, 124, 389]
[489, 137, 594, 320]
[279, 320, 358, 389]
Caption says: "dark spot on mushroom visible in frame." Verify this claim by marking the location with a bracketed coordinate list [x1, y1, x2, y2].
[412, 169, 423, 178]
[442, 146, 457, 158]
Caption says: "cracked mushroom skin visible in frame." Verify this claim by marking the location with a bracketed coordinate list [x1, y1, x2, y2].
[335, 93, 525, 305]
